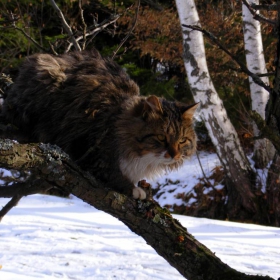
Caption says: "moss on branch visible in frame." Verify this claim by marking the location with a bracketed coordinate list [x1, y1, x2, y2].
[0, 138, 274, 280]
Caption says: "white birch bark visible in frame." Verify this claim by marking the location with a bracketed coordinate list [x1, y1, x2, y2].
[175, 0, 258, 213]
[242, 0, 273, 168]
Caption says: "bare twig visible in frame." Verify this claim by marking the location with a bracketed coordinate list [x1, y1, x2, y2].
[78, 0, 87, 50]
[65, 15, 120, 53]
[182, 24, 272, 93]
[196, 151, 215, 189]
[49, 0, 81, 51]
[0, 14, 20, 24]
[112, 0, 141, 59]
[8, 12, 48, 52]
[12, 26, 44, 50]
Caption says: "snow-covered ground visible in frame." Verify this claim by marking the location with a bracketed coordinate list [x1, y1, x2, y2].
[151, 152, 223, 208]
[0, 152, 280, 280]
[0, 194, 280, 280]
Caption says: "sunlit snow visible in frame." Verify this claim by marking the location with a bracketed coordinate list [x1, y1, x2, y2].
[0, 153, 279, 279]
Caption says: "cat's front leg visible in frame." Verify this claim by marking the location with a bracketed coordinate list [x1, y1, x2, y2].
[132, 187, 147, 200]
[133, 180, 153, 200]
[107, 174, 148, 200]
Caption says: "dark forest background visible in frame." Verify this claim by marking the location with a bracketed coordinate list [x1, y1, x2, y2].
[0, 0, 276, 151]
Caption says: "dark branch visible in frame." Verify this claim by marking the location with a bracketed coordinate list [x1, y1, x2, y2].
[78, 0, 87, 50]
[242, 0, 276, 25]
[5, 12, 48, 52]
[0, 178, 53, 198]
[257, 72, 275, 77]
[182, 24, 272, 93]
[251, 4, 277, 11]
[141, 0, 163, 11]
[0, 194, 22, 221]
[0, 139, 273, 280]
[250, 110, 280, 154]
[112, 0, 141, 59]
[65, 15, 120, 53]
[49, 0, 81, 51]
[265, 2, 280, 142]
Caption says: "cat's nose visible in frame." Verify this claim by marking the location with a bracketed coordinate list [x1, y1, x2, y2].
[164, 146, 181, 160]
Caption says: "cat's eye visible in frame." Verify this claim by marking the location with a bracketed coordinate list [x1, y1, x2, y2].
[180, 137, 190, 144]
[157, 134, 166, 142]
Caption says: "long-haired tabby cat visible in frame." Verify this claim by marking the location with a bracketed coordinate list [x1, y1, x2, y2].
[3, 50, 198, 199]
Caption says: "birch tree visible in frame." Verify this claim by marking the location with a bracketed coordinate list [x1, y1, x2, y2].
[0, 1, 280, 278]
[242, 0, 273, 168]
[175, 0, 260, 219]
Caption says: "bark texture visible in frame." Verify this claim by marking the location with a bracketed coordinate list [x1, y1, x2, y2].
[175, 0, 259, 219]
[0, 139, 273, 280]
[261, 2, 280, 226]
[266, 153, 280, 226]
[266, 3, 280, 131]
[242, 0, 273, 168]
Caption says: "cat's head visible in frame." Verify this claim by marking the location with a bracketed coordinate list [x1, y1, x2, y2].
[134, 95, 198, 164]
[118, 95, 198, 182]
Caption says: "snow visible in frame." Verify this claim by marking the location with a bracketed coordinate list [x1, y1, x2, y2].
[152, 152, 222, 208]
[0, 152, 280, 280]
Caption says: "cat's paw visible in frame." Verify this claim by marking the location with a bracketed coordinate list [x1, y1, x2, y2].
[132, 187, 146, 200]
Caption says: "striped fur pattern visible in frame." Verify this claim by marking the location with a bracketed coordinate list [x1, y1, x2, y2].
[3, 50, 198, 199]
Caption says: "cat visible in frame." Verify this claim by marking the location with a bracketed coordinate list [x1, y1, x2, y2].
[3, 49, 198, 199]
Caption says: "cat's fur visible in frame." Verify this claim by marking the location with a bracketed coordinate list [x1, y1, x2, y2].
[3, 50, 198, 199]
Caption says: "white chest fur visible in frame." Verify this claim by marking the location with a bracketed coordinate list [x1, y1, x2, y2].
[119, 152, 173, 184]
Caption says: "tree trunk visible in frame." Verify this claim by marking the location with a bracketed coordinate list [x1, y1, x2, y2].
[0, 139, 273, 280]
[262, 2, 280, 226]
[266, 153, 280, 226]
[175, 0, 259, 220]
[242, 0, 274, 169]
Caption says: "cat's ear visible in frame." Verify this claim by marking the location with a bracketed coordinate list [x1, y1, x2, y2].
[144, 95, 163, 115]
[181, 102, 199, 120]
[132, 95, 163, 119]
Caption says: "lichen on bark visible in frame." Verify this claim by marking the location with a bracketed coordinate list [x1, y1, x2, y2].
[0, 138, 274, 280]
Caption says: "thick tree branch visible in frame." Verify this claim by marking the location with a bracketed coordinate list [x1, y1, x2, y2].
[0, 139, 273, 280]
[0, 177, 52, 198]
[78, 0, 87, 50]
[0, 194, 22, 221]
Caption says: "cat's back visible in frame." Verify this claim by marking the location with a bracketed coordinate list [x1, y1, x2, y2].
[3, 50, 140, 145]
